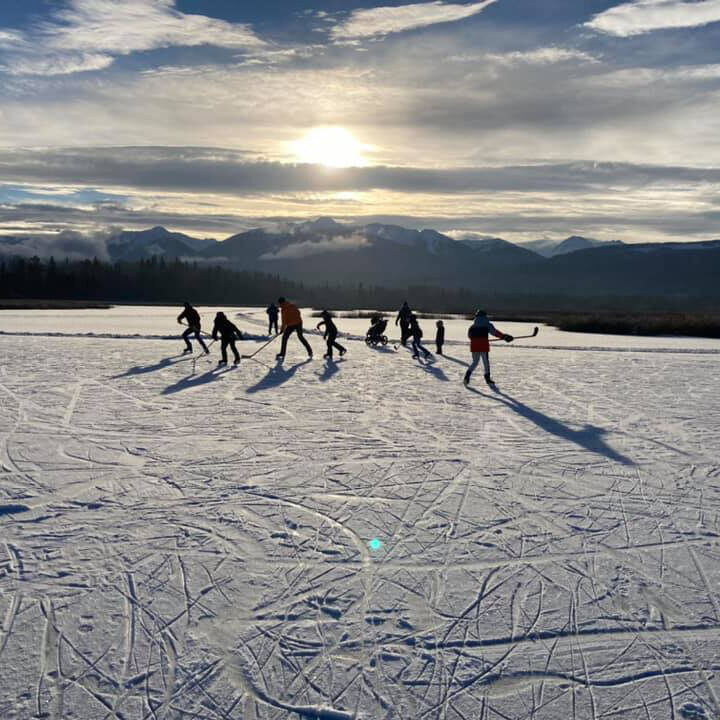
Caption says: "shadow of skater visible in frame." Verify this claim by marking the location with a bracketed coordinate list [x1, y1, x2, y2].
[469, 387, 633, 466]
[162, 367, 231, 395]
[418, 356, 449, 381]
[441, 354, 470, 368]
[318, 358, 343, 382]
[246, 359, 311, 394]
[113, 355, 187, 379]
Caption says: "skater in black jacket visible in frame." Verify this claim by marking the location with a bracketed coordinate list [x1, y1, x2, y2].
[409, 314, 432, 359]
[395, 301, 412, 347]
[177, 302, 209, 354]
[266, 303, 279, 335]
[316, 310, 346, 360]
[435, 320, 445, 355]
[212, 312, 243, 365]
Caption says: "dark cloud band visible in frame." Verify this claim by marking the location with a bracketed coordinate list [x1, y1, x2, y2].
[2, 147, 720, 195]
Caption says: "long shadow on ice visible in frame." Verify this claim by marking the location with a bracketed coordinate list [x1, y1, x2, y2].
[113, 355, 189, 378]
[439, 353, 469, 368]
[318, 358, 344, 382]
[468, 387, 633, 466]
[162, 367, 231, 395]
[416, 355, 449, 382]
[246, 359, 311, 393]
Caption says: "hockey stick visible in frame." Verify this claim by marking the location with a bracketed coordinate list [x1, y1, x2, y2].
[490, 326, 539, 342]
[191, 339, 215, 374]
[179, 319, 213, 338]
[242, 333, 280, 359]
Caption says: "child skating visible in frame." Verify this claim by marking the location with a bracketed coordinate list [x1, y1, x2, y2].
[463, 310, 513, 387]
[316, 310, 346, 360]
[409, 314, 432, 359]
[212, 312, 243, 365]
[435, 320, 445, 355]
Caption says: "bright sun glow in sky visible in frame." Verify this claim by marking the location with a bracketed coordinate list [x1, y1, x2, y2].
[3, 1, 720, 242]
[293, 127, 367, 168]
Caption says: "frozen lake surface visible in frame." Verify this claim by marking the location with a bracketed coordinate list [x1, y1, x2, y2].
[1, 307, 719, 719]
[1, 305, 719, 352]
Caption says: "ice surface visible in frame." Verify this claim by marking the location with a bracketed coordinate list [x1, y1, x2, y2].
[1, 305, 719, 352]
[1, 307, 720, 719]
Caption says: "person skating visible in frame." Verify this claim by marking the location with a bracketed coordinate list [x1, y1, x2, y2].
[409, 314, 432, 359]
[395, 301, 412, 347]
[276, 297, 313, 361]
[316, 310, 346, 360]
[463, 310, 513, 387]
[266, 303, 279, 335]
[177, 302, 209, 355]
[435, 320, 445, 355]
[212, 311, 243, 365]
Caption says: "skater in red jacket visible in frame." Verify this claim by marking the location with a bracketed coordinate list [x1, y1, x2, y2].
[463, 310, 513, 387]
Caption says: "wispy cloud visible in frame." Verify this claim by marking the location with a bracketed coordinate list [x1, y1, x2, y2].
[482, 47, 598, 65]
[447, 46, 597, 68]
[259, 234, 370, 260]
[0, 0, 264, 76]
[585, 63, 720, 87]
[330, 0, 497, 39]
[586, 0, 720, 37]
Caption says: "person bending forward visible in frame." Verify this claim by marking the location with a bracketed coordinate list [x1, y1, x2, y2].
[277, 297, 313, 360]
[178, 302, 209, 355]
[212, 311, 243, 365]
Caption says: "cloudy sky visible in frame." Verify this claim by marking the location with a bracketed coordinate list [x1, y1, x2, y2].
[1, 0, 720, 243]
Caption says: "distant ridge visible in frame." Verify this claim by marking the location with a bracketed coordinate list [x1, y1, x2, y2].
[522, 235, 623, 257]
[2, 220, 719, 298]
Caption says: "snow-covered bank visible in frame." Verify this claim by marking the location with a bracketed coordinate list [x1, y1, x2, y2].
[1, 323, 719, 719]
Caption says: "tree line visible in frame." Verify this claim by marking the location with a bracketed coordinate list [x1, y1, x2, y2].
[2, 255, 718, 318]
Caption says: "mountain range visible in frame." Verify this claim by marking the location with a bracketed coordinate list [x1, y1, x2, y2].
[3, 219, 720, 299]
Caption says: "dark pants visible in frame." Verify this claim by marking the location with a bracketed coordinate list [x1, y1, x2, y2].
[324, 329, 346, 359]
[412, 337, 431, 358]
[220, 337, 240, 363]
[183, 326, 208, 352]
[279, 323, 312, 357]
[268, 317, 278, 335]
[436, 343, 443, 355]
[400, 322, 411, 346]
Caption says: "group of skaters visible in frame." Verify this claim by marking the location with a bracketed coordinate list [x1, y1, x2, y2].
[178, 298, 514, 386]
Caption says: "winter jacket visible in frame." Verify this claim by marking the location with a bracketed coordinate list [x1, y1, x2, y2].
[266, 304, 279, 318]
[212, 315, 242, 340]
[316, 317, 338, 338]
[468, 317, 504, 352]
[178, 306, 201, 329]
[279, 301, 302, 330]
[396, 304, 411, 326]
[436, 326, 445, 345]
[409, 319, 423, 339]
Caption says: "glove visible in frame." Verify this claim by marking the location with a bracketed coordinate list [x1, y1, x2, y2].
[504, 334, 514, 342]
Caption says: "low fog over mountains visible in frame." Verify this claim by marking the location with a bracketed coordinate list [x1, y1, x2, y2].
[2, 218, 719, 298]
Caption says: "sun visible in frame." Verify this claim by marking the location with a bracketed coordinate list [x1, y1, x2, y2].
[293, 127, 367, 168]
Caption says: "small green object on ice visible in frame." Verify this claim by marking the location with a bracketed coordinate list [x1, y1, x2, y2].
[369, 538, 383, 551]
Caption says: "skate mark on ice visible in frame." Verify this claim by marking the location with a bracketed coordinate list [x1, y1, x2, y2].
[0, 592, 22, 660]
[62, 382, 83, 426]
